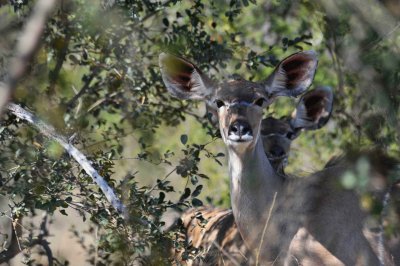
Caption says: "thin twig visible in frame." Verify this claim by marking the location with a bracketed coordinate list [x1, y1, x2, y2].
[36, 212, 53, 266]
[66, 70, 98, 109]
[11, 218, 22, 252]
[146, 167, 177, 195]
[48, 25, 72, 92]
[0, 215, 23, 263]
[139, 0, 174, 23]
[211, 241, 241, 266]
[256, 192, 278, 266]
[0, 214, 53, 265]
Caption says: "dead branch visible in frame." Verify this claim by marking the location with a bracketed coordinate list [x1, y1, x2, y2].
[0, 213, 53, 265]
[0, 214, 23, 263]
[7, 103, 126, 215]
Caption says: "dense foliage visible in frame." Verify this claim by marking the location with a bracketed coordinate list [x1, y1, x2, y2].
[0, 0, 399, 264]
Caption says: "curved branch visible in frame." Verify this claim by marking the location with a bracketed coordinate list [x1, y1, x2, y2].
[0, 213, 53, 265]
[7, 103, 126, 215]
[0, 221, 20, 263]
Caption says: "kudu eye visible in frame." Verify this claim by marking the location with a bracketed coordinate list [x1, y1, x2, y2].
[254, 98, 265, 107]
[286, 132, 294, 139]
[215, 99, 225, 108]
[286, 131, 297, 140]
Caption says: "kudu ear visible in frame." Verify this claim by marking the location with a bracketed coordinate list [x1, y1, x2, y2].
[159, 53, 215, 100]
[265, 51, 318, 98]
[290, 86, 333, 131]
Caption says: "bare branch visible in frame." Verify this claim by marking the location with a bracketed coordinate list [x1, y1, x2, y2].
[7, 103, 126, 215]
[0, 213, 53, 265]
[0, 215, 23, 263]
[36, 213, 53, 266]
[0, 0, 57, 115]
[66, 70, 98, 110]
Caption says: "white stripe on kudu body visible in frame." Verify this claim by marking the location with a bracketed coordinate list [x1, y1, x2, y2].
[160, 51, 397, 265]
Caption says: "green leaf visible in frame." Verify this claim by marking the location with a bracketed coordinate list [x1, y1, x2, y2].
[180, 134, 188, 145]
[162, 18, 169, 27]
[191, 198, 203, 207]
[158, 192, 165, 204]
[191, 185, 203, 197]
[179, 188, 191, 201]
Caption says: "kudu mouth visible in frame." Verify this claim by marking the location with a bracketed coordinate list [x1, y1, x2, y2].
[227, 120, 253, 143]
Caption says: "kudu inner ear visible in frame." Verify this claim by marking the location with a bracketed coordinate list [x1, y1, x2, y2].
[159, 53, 215, 100]
[290, 86, 334, 130]
[265, 51, 318, 98]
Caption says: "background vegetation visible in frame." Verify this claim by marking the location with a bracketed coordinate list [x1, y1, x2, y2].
[0, 0, 399, 264]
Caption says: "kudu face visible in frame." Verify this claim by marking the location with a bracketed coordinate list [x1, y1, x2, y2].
[262, 85, 334, 171]
[261, 117, 293, 170]
[213, 80, 267, 151]
[159, 51, 319, 154]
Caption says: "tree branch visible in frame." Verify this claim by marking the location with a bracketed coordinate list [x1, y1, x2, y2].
[0, 213, 54, 265]
[0, 215, 23, 263]
[0, 0, 57, 115]
[66, 70, 99, 110]
[48, 24, 72, 93]
[7, 103, 126, 215]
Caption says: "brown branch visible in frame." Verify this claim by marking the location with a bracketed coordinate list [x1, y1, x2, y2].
[48, 24, 72, 93]
[36, 213, 53, 266]
[0, 0, 57, 115]
[0, 214, 23, 263]
[0, 213, 53, 265]
[0, 223, 20, 263]
[66, 69, 99, 110]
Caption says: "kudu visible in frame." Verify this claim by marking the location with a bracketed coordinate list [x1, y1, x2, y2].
[160, 51, 397, 265]
[178, 87, 334, 265]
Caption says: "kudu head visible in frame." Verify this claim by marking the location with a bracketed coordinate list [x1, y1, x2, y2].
[159, 51, 319, 154]
[262, 86, 334, 173]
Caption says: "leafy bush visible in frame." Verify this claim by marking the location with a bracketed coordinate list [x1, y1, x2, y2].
[0, 0, 398, 264]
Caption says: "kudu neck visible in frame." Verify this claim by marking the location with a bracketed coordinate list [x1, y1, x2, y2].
[227, 137, 283, 208]
[227, 137, 279, 184]
[227, 137, 283, 252]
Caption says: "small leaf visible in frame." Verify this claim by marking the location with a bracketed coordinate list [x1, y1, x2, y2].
[214, 158, 223, 166]
[191, 185, 203, 197]
[158, 192, 165, 204]
[162, 18, 169, 27]
[179, 188, 191, 201]
[180, 134, 188, 145]
[68, 54, 80, 64]
[198, 173, 209, 179]
[192, 198, 203, 207]
[190, 175, 198, 185]
[60, 210, 68, 216]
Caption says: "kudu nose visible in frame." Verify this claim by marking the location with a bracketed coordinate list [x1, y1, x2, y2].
[229, 121, 252, 137]
[269, 145, 286, 157]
